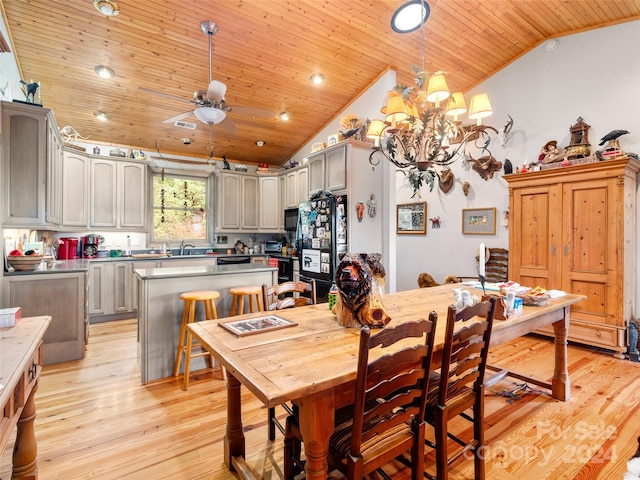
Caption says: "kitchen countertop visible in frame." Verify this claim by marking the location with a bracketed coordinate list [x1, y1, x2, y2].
[3, 253, 285, 276]
[135, 263, 276, 280]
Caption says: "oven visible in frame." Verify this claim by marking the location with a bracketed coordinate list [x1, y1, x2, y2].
[270, 255, 294, 283]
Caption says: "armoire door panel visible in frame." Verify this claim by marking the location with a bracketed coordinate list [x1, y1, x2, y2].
[565, 185, 608, 274]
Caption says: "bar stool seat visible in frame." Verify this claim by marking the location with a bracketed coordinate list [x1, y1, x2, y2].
[229, 286, 264, 316]
[174, 290, 221, 390]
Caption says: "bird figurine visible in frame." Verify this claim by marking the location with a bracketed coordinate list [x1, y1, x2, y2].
[222, 155, 230, 170]
[599, 129, 629, 146]
[596, 129, 630, 160]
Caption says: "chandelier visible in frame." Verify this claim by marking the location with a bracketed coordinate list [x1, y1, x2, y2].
[367, 0, 494, 196]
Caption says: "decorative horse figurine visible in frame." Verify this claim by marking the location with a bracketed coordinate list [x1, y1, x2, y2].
[20, 79, 39, 103]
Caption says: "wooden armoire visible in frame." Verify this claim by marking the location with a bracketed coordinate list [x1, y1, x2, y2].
[505, 157, 639, 357]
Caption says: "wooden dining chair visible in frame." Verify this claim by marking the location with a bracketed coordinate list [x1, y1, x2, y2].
[423, 296, 496, 480]
[284, 315, 438, 480]
[261, 279, 316, 441]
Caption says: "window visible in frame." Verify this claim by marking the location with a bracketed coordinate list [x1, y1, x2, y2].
[152, 173, 208, 243]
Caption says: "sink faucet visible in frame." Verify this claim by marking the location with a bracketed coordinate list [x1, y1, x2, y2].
[179, 240, 195, 256]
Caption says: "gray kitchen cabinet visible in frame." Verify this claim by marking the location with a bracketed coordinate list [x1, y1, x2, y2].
[251, 256, 267, 265]
[284, 165, 309, 208]
[216, 171, 258, 231]
[46, 117, 63, 225]
[88, 261, 132, 317]
[259, 175, 280, 231]
[3, 272, 87, 365]
[1, 100, 63, 228]
[279, 175, 286, 230]
[307, 142, 348, 194]
[62, 150, 90, 227]
[90, 158, 146, 229]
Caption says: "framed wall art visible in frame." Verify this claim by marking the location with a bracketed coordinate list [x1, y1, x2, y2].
[462, 207, 497, 235]
[396, 202, 426, 234]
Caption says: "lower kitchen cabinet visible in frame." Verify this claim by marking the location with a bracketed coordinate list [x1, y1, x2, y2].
[88, 261, 133, 317]
[3, 272, 87, 365]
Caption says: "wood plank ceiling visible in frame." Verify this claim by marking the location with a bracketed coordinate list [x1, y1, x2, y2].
[1, 0, 638, 167]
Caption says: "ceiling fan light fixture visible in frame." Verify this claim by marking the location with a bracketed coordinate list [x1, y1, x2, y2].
[93, 0, 119, 16]
[278, 111, 291, 121]
[94, 111, 111, 121]
[194, 106, 226, 124]
[94, 65, 115, 78]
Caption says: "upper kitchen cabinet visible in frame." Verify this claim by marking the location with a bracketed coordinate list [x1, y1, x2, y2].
[307, 140, 372, 195]
[90, 158, 146, 230]
[62, 149, 90, 228]
[216, 171, 258, 231]
[1, 101, 63, 228]
[284, 165, 309, 208]
[259, 175, 280, 232]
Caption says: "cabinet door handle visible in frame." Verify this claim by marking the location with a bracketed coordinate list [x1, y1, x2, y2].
[564, 245, 569, 256]
[551, 245, 556, 255]
[30, 362, 38, 380]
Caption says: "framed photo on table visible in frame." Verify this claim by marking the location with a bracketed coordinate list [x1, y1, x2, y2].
[462, 207, 496, 235]
[327, 133, 340, 146]
[396, 202, 426, 234]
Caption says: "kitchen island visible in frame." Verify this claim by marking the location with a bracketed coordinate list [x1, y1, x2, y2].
[135, 263, 277, 384]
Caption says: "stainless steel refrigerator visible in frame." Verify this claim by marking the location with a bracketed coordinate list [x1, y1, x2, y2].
[296, 193, 347, 301]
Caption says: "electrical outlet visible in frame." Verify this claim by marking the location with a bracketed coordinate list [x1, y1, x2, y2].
[132, 238, 141, 246]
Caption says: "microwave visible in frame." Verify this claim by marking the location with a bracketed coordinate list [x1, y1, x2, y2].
[284, 207, 299, 231]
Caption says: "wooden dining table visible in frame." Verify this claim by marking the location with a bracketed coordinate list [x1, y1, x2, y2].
[188, 283, 585, 480]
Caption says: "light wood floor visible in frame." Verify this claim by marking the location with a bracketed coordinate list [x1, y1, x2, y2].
[2, 318, 640, 479]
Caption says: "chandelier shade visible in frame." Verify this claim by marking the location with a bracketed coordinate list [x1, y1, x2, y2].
[384, 95, 409, 124]
[426, 73, 450, 106]
[468, 93, 493, 125]
[445, 92, 467, 122]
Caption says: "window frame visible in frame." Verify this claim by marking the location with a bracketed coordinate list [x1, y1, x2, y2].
[149, 171, 212, 247]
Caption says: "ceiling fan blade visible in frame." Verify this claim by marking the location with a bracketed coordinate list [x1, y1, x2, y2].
[163, 110, 195, 124]
[138, 86, 191, 104]
[228, 105, 276, 118]
[219, 116, 237, 132]
[207, 80, 227, 103]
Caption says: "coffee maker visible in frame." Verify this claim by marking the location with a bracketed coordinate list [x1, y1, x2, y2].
[81, 234, 100, 258]
[57, 237, 79, 259]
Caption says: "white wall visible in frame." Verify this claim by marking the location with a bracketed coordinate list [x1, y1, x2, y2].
[393, 21, 640, 292]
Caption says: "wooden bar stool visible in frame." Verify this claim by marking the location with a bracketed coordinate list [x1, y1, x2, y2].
[228, 286, 264, 316]
[174, 290, 221, 390]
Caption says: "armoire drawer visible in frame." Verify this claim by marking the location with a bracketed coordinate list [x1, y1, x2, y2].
[537, 320, 623, 351]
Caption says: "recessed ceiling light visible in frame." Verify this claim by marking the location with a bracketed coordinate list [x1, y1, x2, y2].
[255, 140, 266, 147]
[278, 111, 291, 121]
[94, 111, 111, 121]
[391, 0, 430, 34]
[94, 65, 115, 78]
[545, 39, 560, 52]
[93, 0, 120, 16]
[310, 73, 325, 85]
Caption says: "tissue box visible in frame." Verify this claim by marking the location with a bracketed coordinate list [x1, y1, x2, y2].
[0, 307, 22, 328]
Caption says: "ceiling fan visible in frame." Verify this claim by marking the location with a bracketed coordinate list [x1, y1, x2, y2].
[138, 20, 275, 130]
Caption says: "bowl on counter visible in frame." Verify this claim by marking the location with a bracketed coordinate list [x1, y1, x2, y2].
[8, 255, 44, 271]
